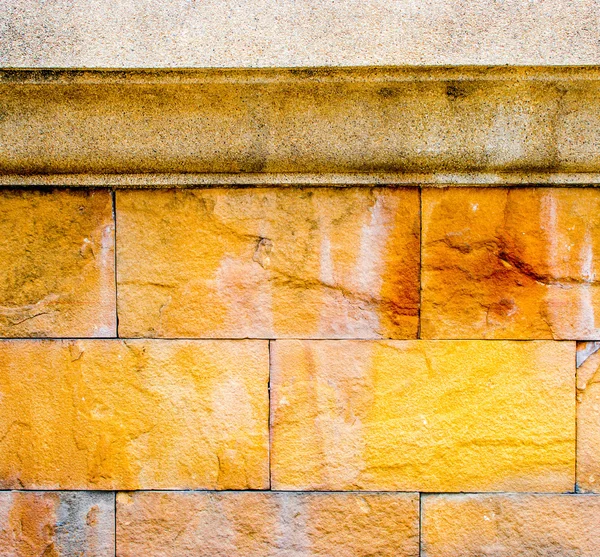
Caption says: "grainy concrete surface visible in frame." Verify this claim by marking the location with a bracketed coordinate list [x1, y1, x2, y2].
[1, 0, 598, 68]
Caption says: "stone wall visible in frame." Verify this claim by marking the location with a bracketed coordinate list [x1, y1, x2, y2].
[0, 68, 599, 556]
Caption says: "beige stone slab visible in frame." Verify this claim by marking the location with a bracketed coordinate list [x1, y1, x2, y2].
[1, 1, 598, 67]
[270, 340, 575, 492]
[422, 494, 600, 557]
[116, 187, 420, 339]
[0, 339, 269, 489]
[577, 342, 600, 492]
[0, 491, 114, 557]
[422, 187, 600, 339]
[2, 68, 600, 178]
[116, 491, 419, 557]
[0, 190, 116, 337]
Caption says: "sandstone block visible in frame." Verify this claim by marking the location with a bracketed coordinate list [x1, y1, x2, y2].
[116, 187, 419, 338]
[577, 341, 600, 492]
[270, 340, 575, 491]
[422, 493, 600, 557]
[422, 187, 600, 339]
[116, 491, 419, 557]
[0, 339, 269, 489]
[0, 491, 114, 557]
[0, 190, 115, 337]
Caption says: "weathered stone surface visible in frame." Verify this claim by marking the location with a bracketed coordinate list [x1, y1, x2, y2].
[577, 341, 600, 492]
[116, 188, 419, 339]
[1, 1, 598, 67]
[4, 69, 600, 180]
[271, 340, 575, 492]
[0, 190, 115, 337]
[0, 339, 269, 489]
[422, 494, 600, 557]
[422, 188, 600, 339]
[117, 491, 419, 557]
[0, 491, 114, 557]
[577, 340, 600, 368]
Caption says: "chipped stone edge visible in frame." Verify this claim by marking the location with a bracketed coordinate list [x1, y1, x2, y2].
[577, 341, 600, 368]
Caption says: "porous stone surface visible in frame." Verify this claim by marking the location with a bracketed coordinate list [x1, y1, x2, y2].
[116, 491, 419, 557]
[116, 188, 420, 339]
[422, 188, 600, 339]
[270, 340, 575, 492]
[0, 0, 598, 67]
[577, 341, 600, 492]
[4, 69, 600, 179]
[0, 339, 269, 489]
[422, 493, 600, 556]
[0, 491, 114, 557]
[0, 190, 115, 337]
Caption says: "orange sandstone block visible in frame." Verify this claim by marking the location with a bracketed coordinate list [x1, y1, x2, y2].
[0, 190, 116, 337]
[271, 340, 575, 492]
[117, 491, 419, 557]
[422, 187, 600, 339]
[116, 187, 419, 339]
[577, 341, 600, 492]
[0, 491, 114, 557]
[0, 340, 269, 489]
[422, 494, 600, 557]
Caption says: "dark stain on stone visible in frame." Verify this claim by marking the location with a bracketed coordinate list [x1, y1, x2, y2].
[446, 82, 468, 100]
[378, 87, 397, 98]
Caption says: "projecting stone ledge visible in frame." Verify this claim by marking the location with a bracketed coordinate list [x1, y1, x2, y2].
[3, 67, 600, 185]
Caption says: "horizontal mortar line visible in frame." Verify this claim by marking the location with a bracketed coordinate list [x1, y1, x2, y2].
[2, 172, 600, 187]
[0, 337, 585, 342]
[0, 489, 593, 495]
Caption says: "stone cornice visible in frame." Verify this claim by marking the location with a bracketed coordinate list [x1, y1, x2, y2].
[2, 67, 600, 186]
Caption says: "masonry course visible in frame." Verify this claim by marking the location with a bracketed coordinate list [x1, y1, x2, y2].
[0, 66, 599, 555]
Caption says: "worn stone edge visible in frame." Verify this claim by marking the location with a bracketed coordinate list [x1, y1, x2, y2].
[3, 66, 600, 83]
[2, 172, 600, 187]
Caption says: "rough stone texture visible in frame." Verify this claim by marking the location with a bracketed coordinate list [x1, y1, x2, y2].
[0, 339, 269, 489]
[576, 340, 600, 368]
[271, 340, 575, 492]
[0, 1, 598, 67]
[4, 68, 600, 179]
[422, 188, 600, 339]
[422, 494, 600, 557]
[0, 190, 115, 337]
[117, 491, 419, 557]
[0, 491, 114, 557]
[577, 341, 600, 492]
[116, 188, 419, 339]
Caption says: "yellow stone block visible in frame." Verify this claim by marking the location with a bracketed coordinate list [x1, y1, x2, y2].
[117, 491, 419, 557]
[422, 494, 600, 557]
[0, 190, 115, 337]
[577, 341, 600, 492]
[271, 340, 575, 492]
[116, 188, 420, 339]
[422, 187, 600, 339]
[0, 340, 269, 489]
